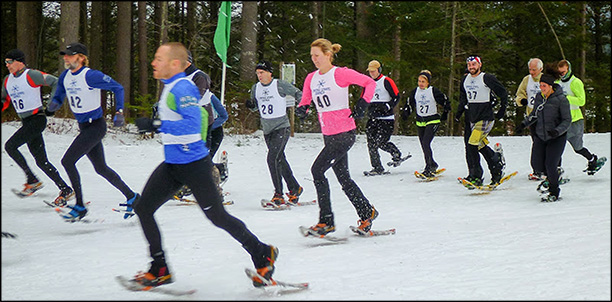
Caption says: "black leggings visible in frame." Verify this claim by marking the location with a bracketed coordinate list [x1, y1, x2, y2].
[61, 118, 133, 206]
[207, 126, 224, 159]
[5, 114, 69, 190]
[417, 123, 439, 172]
[366, 119, 401, 170]
[531, 133, 567, 196]
[133, 156, 269, 267]
[463, 119, 497, 179]
[311, 130, 373, 223]
[264, 127, 299, 195]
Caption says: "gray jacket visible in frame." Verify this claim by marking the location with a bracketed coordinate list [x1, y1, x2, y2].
[523, 83, 571, 141]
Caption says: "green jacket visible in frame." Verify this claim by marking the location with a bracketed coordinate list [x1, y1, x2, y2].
[555, 74, 585, 122]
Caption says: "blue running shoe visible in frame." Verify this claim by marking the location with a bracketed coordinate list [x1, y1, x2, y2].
[121, 193, 140, 219]
[62, 204, 88, 222]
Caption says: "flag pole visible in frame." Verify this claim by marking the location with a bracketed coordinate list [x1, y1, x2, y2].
[220, 63, 226, 106]
[214, 1, 231, 106]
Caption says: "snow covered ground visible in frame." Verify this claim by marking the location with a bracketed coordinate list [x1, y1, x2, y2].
[2, 118, 610, 300]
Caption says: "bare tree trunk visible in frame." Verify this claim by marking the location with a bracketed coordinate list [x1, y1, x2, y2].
[156, 1, 169, 99]
[90, 2, 103, 70]
[116, 1, 132, 118]
[186, 1, 196, 50]
[159, 1, 168, 45]
[355, 1, 372, 70]
[392, 21, 401, 135]
[240, 1, 258, 82]
[138, 1, 149, 97]
[312, 2, 321, 39]
[79, 2, 88, 46]
[58, 1, 80, 118]
[447, 1, 457, 136]
[58, 2, 80, 73]
[17, 2, 40, 69]
[256, 1, 266, 61]
[580, 1, 587, 79]
[1, 2, 17, 56]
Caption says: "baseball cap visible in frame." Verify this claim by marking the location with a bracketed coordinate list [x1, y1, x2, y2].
[60, 43, 88, 56]
[255, 60, 273, 73]
[367, 60, 381, 72]
[5, 49, 26, 64]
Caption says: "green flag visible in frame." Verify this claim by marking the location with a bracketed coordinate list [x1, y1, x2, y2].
[214, 1, 231, 64]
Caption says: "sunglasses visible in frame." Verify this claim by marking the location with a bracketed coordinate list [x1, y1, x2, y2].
[5, 59, 15, 64]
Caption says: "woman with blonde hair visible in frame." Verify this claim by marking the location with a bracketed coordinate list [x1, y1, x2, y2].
[295, 38, 379, 236]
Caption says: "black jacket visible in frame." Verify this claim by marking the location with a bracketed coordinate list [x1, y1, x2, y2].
[522, 84, 571, 141]
[406, 86, 450, 123]
[457, 72, 508, 123]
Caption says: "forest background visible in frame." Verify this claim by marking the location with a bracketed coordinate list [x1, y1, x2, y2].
[1, 1, 610, 136]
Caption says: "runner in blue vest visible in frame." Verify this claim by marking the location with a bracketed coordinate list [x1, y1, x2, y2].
[46, 43, 138, 221]
[128, 42, 278, 289]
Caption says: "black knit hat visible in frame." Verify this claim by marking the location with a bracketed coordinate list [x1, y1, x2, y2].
[5, 49, 26, 64]
[540, 74, 556, 86]
[255, 60, 273, 73]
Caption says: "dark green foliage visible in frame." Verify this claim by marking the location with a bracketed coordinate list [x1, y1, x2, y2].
[1, 1, 609, 134]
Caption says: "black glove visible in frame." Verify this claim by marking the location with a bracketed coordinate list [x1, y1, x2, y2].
[514, 122, 525, 134]
[454, 110, 463, 123]
[350, 98, 368, 120]
[45, 108, 55, 116]
[135, 117, 162, 133]
[295, 105, 308, 120]
[113, 112, 125, 127]
[367, 103, 381, 116]
[520, 98, 528, 106]
[245, 99, 257, 111]
[372, 102, 390, 115]
[440, 111, 448, 121]
[548, 129, 559, 137]
[401, 106, 411, 121]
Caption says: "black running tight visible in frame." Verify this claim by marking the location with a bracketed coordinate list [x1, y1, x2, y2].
[531, 133, 567, 196]
[133, 156, 269, 268]
[417, 123, 439, 172]
[264, 127, 299, 195]
[366, 119, 401, 170]
[61, 118, 133, 206]
[4, 114, 68, 190]
[311, 130, 374, 223]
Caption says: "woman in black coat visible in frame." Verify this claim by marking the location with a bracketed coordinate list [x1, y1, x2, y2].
[516, 70, 571, 202]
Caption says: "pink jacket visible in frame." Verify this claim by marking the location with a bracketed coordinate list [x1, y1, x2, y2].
[299, 66, 375, 135]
